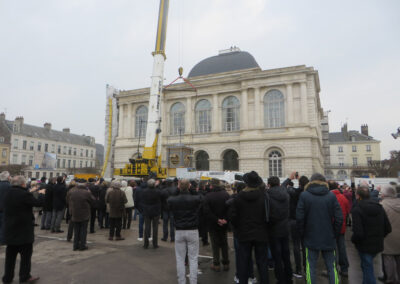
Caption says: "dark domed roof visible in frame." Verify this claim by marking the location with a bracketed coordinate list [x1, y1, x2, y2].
[188, 49, 260, 78]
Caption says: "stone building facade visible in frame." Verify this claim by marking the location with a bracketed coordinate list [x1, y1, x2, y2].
[113, 48, 326, 178]
[0, 113, 97, 179]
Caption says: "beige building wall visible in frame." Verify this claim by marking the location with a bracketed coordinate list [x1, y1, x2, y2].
[0, 144, 10, 165]
[113, 64, 326, 178]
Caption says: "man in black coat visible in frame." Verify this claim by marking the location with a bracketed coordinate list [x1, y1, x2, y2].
[351, 186, 392, 283]
[229, 171, 269, 284]
[41, 178, 55, 230]
[0, 171, 11, 245]
[2, 175, 44, 283]
[160, 179, 178, 242]
[296, 173, 343, 284]
[203, 178, 230, 271]
[50, 176, 67, 233]
[268, 176, 293, 284]
[88, 179, 101, 233]
[141, 179, 162, 249]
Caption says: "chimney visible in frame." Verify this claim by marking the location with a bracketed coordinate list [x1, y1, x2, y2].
[13, 116, 24, 133]
[62, 128, 70, 133]
[0, 113, 5, 122]
[361, 124, 369, 136]
[341, 123, 348, 139]
[44, 122, 51, 131]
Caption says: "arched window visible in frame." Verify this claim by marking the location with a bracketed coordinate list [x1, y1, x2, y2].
[195, 99, 212, 133]
[135, 105, 148, 138]
[337, 170, 347, 180]
[195, 150, 209, 171]
[268, 150, 282, 177]
[170, 102, 185, 135]
[223, 149, 239, 171]
[222, 96, 240, 131]
[264, 90, 285, 128]
[325, 170, 334, 180]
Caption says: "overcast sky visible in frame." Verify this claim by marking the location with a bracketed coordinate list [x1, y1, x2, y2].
[1, 0, 399, 159]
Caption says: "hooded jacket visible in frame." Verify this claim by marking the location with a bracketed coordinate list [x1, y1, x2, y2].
[230, 187, 269, 242]
[381, 198, 399, 255]
[332, 189, 350, 234]
[296, 180, 343, 251]
[351, 199, 391, 254]
[268, 185, 290, 238]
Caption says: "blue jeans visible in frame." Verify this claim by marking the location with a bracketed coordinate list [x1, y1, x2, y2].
[138, 212, 144, 238]
[269, 236, 293, 283]
[162, 210, 174, 241]
[358, 252, 376, 284]
[306, 248, 339, 284]
[133, 208, 138, 221]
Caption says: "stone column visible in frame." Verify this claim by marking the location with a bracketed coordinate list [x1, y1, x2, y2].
[300, 82, 308, 124]
[127, 103, 132, 138]
[186, 96, 193, 134]
[286, 84, 293, 125]
[212, 94, 220, 132]
[118, 103, 124, 137]
[241, 89, 248, 130]
[254, 87, 261, 128]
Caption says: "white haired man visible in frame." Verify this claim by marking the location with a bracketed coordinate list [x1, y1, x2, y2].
[381, 185, 400, 284]
[0, 171, 11, 245]
[2, 175, 45, 283]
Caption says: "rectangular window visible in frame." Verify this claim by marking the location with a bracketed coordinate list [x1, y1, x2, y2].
[37, 142, 42, 151]
[80, 160, 83, 168]
[353, 157, 358, 166]
[57, 145, 61, 154]
[0, 137, 4, 143]
[339, 158, 344, 167]
[12, 154, 18, 164]
[366, 145, 371, 152]
[338, 146, 343, 153]
[62, 159, 66, 168]
[30, 141, 34, 150]
[44, 143, 49, 152]
[28, 155, 33, 166]
[367, 157, 372, 164]
[57, 159, 60, 168]
[13, 139, 18, 149]
[85, 161, 88, 167]
[63, 146, 67, 155]
[35, 172, 40, 179]
[90, 161, 93, 167]
[49, 172, 53, 178]
[73, 160, 76, 168]
[21, 155, 26, 165]
[2, 149, 6, 158]
[80, 149, 83, 157]
[73, 148, 77, 156]
[22, 140, 27, 150]
[68, 160, 71, 168]
[352, 145, 357, 152]
[43, 172, 47, 178]
[90, 150, 93, 158]
[86, 149, 88, 157]
[51, 144, 55, 153]
[68, 147, 72, 155]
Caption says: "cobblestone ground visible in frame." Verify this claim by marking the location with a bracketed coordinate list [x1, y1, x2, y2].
[0, 220, 382, 284]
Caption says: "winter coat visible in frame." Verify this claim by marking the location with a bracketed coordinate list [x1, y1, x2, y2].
[343, 191, 353, 209]
[141, 186, 162, 217]
[52, 183, 67, 211]
[43, 183, 54, 211]
[351, 199, 392, 255]
[88, 183, 101, 209]
[296, 180, 343, 251]
[268, 185, 290, 238]
[370, 189, 380, 203]
[121, 186, 134, 208]
[0, 180, 11, 212]
[332, 189, 350, 234]
[134, 183, 146, 213]
[106, 188, 127, 218]
[161, 186, 178, 211]
[281, 179, 303, 220]
[229, 187, 269, 242]
[67, 185, 95, 222]
[98, 185, 107, 210]
[381, 197, 400, 255]
[168, 191, 203, 230]
[203, 186, 230, 231]
[3, 186, 44, 245]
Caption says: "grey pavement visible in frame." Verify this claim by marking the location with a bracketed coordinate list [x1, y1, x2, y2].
[0, 220, 383, 284]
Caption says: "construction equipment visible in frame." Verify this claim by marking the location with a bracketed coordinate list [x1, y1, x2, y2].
[114, 0, 169, 178]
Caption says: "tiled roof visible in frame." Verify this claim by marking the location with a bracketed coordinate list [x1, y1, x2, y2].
[329, 131, 378, 143]
[5, 120, 94, 146]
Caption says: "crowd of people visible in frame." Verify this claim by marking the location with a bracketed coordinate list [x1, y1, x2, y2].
[0, 169, 399, 284]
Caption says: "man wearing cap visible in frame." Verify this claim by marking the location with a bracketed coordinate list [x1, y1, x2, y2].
[229, 171, 269, 284]
[204, 178, 230, 272]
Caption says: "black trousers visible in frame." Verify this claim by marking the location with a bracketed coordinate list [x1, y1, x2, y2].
[67, 220, 74, 240]
[144, 215, 159, 248]
[73, 221, 88, 250]
[89, 208, 98, 233]
[109, 217, 122, 238]
[123, 207, 133, 229]
[237, 241, 269, 284]
[2, 243, 33, 283]
[269, 236, 293, 284]
[209, 229, 229, 266]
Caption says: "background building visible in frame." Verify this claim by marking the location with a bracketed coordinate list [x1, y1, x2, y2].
[0, 113, 97, 179]
[111, 48, 327, 178]
[327, 123, 381, 180]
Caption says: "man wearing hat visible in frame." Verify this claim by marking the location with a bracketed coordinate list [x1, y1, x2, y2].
[230, 171, 270, 284]
[203, 178, 230, 272]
